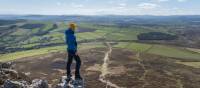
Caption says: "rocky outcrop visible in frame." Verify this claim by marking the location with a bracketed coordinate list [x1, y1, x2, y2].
[56, 76, 84, 88]
[0, 62, 49, 88]
[0, 62, 13, 69]
[3, 80, 29, 88]
[30, 79, 48, 88]
[56, 76, 68, 88]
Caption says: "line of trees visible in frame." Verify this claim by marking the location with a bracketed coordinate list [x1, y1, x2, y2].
[137, 32, 177, 40]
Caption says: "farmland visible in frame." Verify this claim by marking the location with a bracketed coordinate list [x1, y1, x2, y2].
[0, 15, 200, 87]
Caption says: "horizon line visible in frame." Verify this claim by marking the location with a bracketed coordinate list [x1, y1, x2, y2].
[0, 14, 200, 16]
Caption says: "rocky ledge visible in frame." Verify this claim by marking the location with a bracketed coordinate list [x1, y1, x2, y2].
[0, 62, 48, 88]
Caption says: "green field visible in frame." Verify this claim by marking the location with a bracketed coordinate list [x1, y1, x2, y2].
[115, 42, 200, 61]
[147, 45, 200, 61]
[0, 46, 66, 62]
[77, 23, 158, 41]
[0, 43, 105, 62]
[176, 62, 200, 68]
[1, 20, 200, 62]
[114, 42, 152, 52]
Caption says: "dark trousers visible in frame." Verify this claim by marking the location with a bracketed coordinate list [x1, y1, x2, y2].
[66, 50, 81, 77]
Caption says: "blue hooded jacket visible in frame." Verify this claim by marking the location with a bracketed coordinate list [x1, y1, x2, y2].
[65, 29, 77, 52]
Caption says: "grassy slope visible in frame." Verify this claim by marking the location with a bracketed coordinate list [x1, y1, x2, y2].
[77, 23, 154, 41]
[0, 43, 105, 62]
[176, 62, 200, 68]
[1, 22, 200, 63]
[114, 42, 152, 52]
[0, 46, 66, 62]
[148, 45, 200, 60]
[114, 42, 200, 61]
[186, 48, 200, 54]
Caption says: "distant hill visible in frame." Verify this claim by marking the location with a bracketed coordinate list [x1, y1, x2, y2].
[1, 15, 200, 23]
[0, 15, 200, 54]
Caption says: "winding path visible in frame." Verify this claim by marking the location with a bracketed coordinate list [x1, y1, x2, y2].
[99, 42, 123, 88]
[136, 53, 149, 88]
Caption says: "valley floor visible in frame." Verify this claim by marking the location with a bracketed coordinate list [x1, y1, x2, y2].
[13, 46, 200, 88]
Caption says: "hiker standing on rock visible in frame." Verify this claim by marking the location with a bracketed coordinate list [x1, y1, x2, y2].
[65, 23, 82, 81]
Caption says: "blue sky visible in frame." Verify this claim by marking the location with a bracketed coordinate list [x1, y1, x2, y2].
[0, 0, 199, 15]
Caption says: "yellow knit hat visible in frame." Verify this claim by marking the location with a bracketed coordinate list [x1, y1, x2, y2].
[69, 22, 77, 30]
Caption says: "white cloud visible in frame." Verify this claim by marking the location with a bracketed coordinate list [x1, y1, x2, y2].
[70, 3, 84, 8]
[0, 0, 196, 15]
[138, 3, 159, 10]
[116, 3, 127, 9]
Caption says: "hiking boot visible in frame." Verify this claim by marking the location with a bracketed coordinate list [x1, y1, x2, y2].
[66, 75, 72, 83]
[75, 75, 83, 80]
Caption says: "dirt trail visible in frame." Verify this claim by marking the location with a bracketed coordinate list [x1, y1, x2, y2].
[136, 53, 149, 88]
[99, 42, 123, 88]
[136, 47, 184, 88]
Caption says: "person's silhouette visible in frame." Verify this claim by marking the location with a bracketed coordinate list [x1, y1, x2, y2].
[65, 23, 82, 81]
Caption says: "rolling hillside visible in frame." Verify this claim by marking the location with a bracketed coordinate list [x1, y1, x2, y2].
[0, 15, 200, 88]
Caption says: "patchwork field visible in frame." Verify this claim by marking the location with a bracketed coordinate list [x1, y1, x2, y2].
[0, 15, 200, 88]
